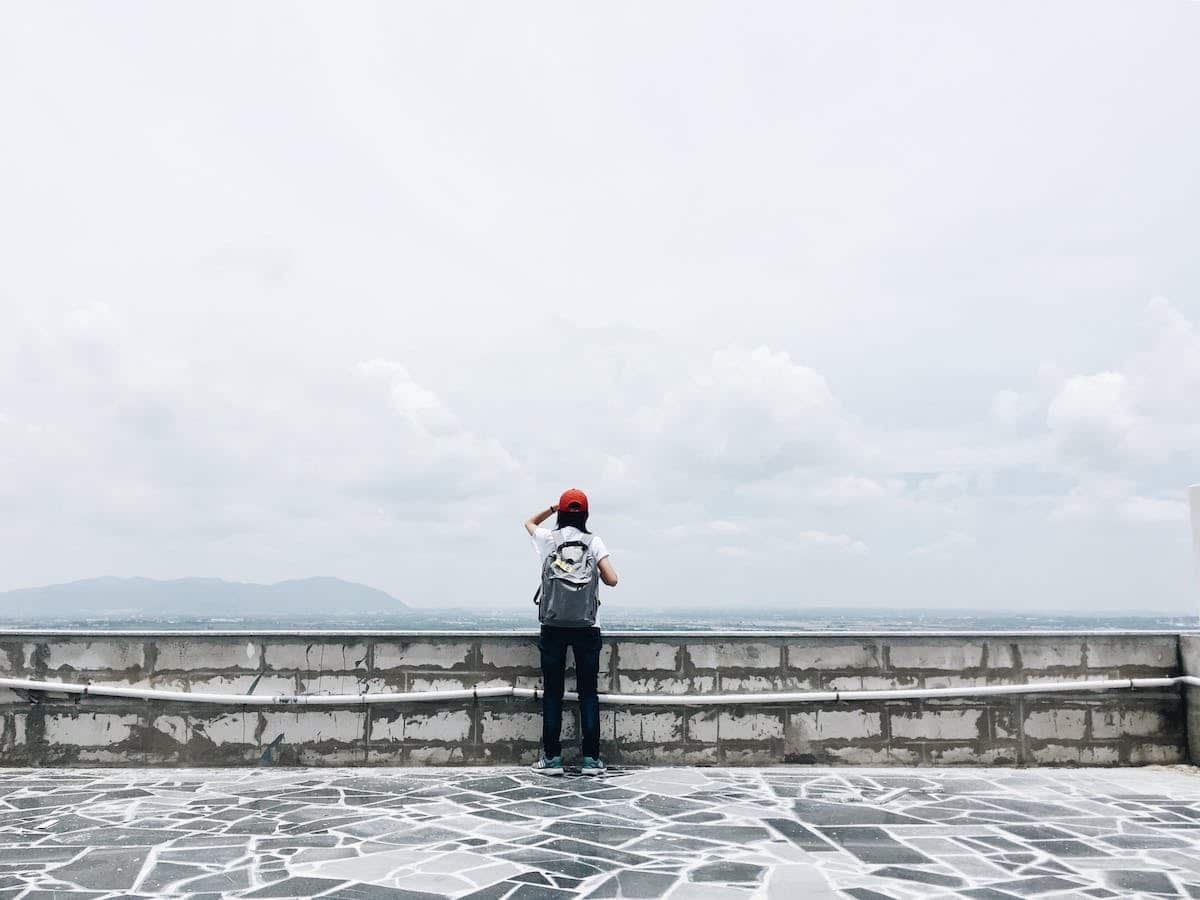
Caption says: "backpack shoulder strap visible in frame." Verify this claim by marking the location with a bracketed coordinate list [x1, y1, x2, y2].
[557, 529, 592, 549]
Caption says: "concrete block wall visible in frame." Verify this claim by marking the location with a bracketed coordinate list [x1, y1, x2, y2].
[0, 631, 1186, 767]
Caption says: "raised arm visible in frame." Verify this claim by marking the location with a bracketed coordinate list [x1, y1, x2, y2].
[524, 504, 557, 536]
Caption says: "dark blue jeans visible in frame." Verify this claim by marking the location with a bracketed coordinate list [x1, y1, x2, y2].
[539, 625, 602, 759]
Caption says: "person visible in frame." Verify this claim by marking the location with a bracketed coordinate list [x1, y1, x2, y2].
[524, 488, 618, 776]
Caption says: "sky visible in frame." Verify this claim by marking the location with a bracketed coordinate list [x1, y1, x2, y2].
[2, 3, 1199, 614]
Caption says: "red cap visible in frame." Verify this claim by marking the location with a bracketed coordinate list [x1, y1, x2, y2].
[558, 488, 588, 512]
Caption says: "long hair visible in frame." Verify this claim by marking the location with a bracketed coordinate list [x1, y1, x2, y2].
[556, 509, 590, 533]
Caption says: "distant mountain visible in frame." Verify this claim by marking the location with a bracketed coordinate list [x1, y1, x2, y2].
[0, 576, 408, 618]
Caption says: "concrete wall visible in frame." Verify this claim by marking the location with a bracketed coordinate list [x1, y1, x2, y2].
[0, 631, 1185, 767]
[1179, 633, 1200, 766]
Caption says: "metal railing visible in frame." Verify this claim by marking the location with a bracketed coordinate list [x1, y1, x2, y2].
[1, 675, 1194, 707]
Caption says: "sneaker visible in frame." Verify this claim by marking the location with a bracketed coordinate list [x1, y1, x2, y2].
[581, 756, 607, 776]
[531, 755, 564, 776]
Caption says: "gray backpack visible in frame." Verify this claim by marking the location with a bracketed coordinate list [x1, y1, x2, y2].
[534, 529, 600, 627]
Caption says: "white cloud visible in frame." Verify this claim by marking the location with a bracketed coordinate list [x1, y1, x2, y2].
[910, 532, 976, 560]
[795, 530, 869, 555]
[1034, 299, 1200, 535]
[642, 346, 858, 477]
[663, 519, 867, 558]
[1135, 297, 1200, 420]
[709, 519, 748, 535]
[914, 472, 970, 500]
[811, 476, 889, 506]
[356, 360, 462, 439]
[990, 389, 1038, 430]
[1047, 371, 1147, 467]
[716, 545, 753, 558]
[340, 359, 522, 506]
[1048, 476, 1138, 523]
[664, 519, 752, 540]
[1120, 496, 1190, 525]
[1051, 485, 1192, 528]
[1, 6, 1198, 612]
[1046, 300, 1200, 472]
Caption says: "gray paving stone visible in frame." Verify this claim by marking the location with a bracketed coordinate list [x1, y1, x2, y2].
[1000, 825, 1079, 841]
[243, 876, 352, 897]
[1103, 869, 1179, 894]
[1102, 833, 1191, 849]
[623, 833, 726, 853]
[45, 827, 165, 847]
[819, 826, 933, 864]
[158, 844, 248, 864]
[688, 861, 765, 883]
[458, 886, 514, 900]
[323, 884, 446, 900]
[1, 766, 1200, 899]
[135, 861, 206, 893]
[662, 823, 771, 843]
[764, 817, 838, 850]
[1028, 839, 1109, 857]
[537, 837, 652, 865]
[546, 821, 644, 845]
[507, 885, 576, 899]
[585, 869, 679, 897]
[794, 799, 931, 826]
[176, 867, 254, 892]
[984, 875, 1084, 895]
[870, 865, 963, 887]
[0, 847, 82, 863]
[47, 847, 151, 890]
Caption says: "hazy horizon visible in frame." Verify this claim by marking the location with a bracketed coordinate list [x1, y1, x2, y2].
[2, 574, 1197, 625]
[3, 4, 1200, 615]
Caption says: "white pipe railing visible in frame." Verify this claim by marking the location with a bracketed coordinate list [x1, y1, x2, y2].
[2, 675, 1196, 707]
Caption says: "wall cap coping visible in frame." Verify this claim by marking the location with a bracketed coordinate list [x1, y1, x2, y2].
[0, 629, 1192, 639]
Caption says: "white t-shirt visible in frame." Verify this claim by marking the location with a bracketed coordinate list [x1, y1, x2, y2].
[531, 526, 610, 568]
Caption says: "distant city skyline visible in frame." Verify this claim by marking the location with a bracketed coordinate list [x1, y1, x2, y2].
[2, 4, 1199, 613]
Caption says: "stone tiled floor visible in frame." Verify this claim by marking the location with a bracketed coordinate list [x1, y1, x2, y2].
[3, 767, 1200, 898]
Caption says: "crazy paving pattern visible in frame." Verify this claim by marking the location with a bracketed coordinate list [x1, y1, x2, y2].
[3, 768, 1200, 898]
